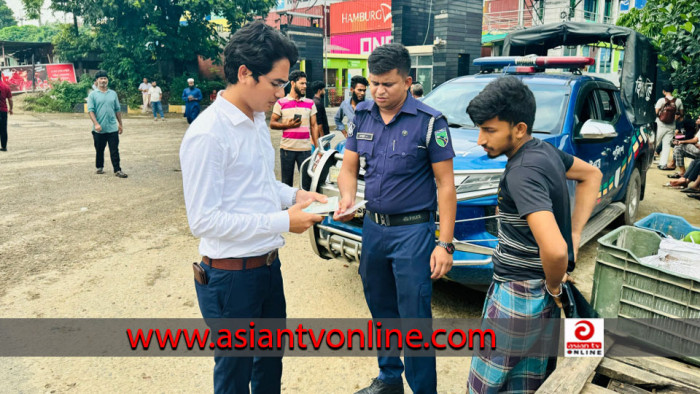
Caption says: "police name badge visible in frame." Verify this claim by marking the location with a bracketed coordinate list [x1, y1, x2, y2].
[357, 132, 374, 141]
[435, 128, 449, 147]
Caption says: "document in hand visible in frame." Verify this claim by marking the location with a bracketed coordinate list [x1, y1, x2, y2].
[303, 197, 339, 215]
[302, 197, 367, 216]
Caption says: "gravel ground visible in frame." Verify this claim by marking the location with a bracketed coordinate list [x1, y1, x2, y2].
[0, 105, 697, 393]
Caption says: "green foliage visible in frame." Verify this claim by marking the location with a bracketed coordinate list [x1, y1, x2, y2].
[47, 0, 275, 103]
[0, 0, 17, 29]
[0, 24, 60, 42]
[52, 24, 98, 62]
[24, 73, 94, 112]
[617, 0, 700, 114]
[20, 0, 43, 21]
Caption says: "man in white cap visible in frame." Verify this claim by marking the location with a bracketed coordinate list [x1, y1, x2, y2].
[182, 78, 203, 124]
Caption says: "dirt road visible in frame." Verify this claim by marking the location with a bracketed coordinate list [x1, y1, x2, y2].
[1, 109, 697, 393]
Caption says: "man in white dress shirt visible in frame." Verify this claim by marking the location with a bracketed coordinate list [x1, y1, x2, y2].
[179, 21, 326, 394]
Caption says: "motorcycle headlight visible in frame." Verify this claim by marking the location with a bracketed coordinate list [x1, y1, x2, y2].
[455, 172, 503, 200]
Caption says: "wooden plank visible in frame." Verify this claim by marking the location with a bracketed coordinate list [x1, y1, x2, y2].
[536, 357, 603, 393]
[607, 379, 650, 394]
[610, 357, 700, 390]
[597, 358, 696, 392]
[581, 383, 617, 394]
[537, 336, 615, 394]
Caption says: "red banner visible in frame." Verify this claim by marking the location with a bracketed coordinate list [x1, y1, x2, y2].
[330, 0, 392, 35]
[1, 63, 77, 93]
[46, 64, 78, 84]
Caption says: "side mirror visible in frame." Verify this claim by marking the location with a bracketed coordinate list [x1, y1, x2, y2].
[579, 120, 618, 139]
[318, 134, 335, 151]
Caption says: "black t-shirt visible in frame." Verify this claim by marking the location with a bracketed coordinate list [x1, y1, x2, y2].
[313, 96, 330, 135]
[676, 117, 697, 141]
[492, 138, 575, 282]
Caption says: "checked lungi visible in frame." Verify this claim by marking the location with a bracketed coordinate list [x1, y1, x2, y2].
[467, 279, 560, 394]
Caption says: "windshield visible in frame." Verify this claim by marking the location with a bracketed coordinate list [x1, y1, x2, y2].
[423, 81, 570, 134]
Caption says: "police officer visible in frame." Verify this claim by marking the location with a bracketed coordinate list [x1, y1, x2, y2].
[334, 43, 457, 394]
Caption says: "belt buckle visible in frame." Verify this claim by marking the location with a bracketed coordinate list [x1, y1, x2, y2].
[379, 214, 387, 226]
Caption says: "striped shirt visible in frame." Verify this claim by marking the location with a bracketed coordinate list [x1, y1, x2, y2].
[492, 138, 575, 282]
[273, 95, 317, 151]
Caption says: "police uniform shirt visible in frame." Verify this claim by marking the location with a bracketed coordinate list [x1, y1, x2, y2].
[345, 92, 455, 215]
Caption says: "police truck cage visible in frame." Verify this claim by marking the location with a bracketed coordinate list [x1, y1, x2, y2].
[474, 56, 596, 74]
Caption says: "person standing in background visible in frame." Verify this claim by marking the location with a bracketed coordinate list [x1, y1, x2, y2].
[182, 78, 203, 124]
[655, 82, 683, 170]
[149, 80, 165, 121]
[411, 83, 424, 100]
[139, 78, 150, 113]
[334, 75, 368, 138]
[270, 70, 319, 187]
[311, 81, 329, 137]
[0, 78, 13, 151]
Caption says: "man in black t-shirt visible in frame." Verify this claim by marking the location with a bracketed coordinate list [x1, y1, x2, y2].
[310, 81, 330, 137]
[465, 76, 602, 394]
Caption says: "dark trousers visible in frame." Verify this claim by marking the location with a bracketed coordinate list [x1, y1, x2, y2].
[280, 149, 311, 187]
[92, 131, 121, 172]
[194, 258, 286, 394]
[0, 111, 7, 149]
[686, 159, 699, 182]
[359, 216, 437, 394]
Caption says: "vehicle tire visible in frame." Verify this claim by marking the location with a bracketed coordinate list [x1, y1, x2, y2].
[622, 168, 641, 225]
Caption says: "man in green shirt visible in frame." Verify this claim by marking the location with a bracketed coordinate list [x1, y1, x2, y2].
[88, 70, 127, 178]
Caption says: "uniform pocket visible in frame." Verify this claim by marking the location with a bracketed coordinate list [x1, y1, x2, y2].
[388, 140, 419, 174]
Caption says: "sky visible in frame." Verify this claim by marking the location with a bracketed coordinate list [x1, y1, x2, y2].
[6, 0, 67, 25]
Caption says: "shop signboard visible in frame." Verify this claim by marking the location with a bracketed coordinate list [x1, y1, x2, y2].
[330, 0, 392, 35]
[330, 30, 392, 55]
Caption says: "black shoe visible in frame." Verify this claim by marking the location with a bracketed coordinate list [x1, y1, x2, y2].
[0, 147, 6, 151]
[355, 378, 404, 394]
[114, 171, 128, 178]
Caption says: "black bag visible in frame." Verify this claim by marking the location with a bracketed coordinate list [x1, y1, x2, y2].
[561, 282, 599, 318]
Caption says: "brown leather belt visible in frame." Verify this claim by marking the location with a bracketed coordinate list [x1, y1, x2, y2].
[202, 250, 278, 271]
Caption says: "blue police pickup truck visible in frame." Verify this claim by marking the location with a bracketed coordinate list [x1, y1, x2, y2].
[301, 23, 657, 290]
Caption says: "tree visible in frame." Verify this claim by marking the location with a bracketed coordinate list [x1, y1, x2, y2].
[0, 0, 17, 29]
[46, 0, 276, 96]
[21, 0, 44, 25]
[0, 24, 59, 42]
[618, 0, 700, 114]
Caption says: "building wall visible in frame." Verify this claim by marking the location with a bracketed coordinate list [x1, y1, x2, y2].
[281, 25, 325, 83]
[431, 0, 483, 86]
[392, 0, 432, 47]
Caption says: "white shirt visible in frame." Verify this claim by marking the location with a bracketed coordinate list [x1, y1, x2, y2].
[148, 86, 163, 102]
[139, 83, 150, 93]
[180, 92, 296, 258]
[655, 95, 683, 130]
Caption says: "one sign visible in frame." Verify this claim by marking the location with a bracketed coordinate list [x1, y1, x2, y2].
[330, 31, 393, 55]
[1, 63, 77, 93]
[565, 319, 604, 357]
[620, 0, 630, 11]
[330, 0, 392, 35]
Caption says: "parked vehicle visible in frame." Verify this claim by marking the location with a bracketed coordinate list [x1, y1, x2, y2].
[301, 23, 657, 290]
